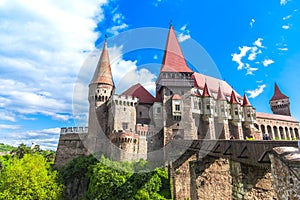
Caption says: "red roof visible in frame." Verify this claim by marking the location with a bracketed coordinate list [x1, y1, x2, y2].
[202, 83, 211, 97]
[242, 93, 252, 107]
[91, 41, 114, 86]
[172, 94, 181, 100]
[216, 85, 226, 100]
[160, 25, 192, 73]
[230, 90, 239, 104]
[256, 112, 298, 123]
[270, 83, 288, 101]
[121, 83, 155, 104]
[192, 72, 242, 99]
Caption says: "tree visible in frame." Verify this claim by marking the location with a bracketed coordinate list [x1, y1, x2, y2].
[0, 154, 64, 199]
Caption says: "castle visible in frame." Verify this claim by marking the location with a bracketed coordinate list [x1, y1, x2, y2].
[55, 25, 300, 166]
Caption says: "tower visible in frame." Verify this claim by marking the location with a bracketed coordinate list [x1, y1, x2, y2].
[156, 24, 196, 145]
[87, 39, 114, 155]
[269, 83, 291, 116]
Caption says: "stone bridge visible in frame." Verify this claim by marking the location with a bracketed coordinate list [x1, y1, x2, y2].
[168, 140, 299, 199]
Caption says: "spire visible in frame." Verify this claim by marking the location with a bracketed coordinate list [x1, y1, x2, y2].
[202, 82, 211, 97]
[216, 85, 226, 100]
[160, 25, 192, 73]
[230, 90, 239, 104]
[91, 40, 114, 86]
[242, 93, 251, 107]
[270, 83, 288, 101]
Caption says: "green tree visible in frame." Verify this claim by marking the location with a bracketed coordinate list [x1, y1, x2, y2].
[0, 154, 64, 200]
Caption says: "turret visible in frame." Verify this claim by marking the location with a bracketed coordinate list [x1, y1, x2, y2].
[230, 90, 242, 121]
[269, 83, 291, 116]
[242, 93, 255, 123]
[216, 85, 228, 119]
[202, 82, 215, 118]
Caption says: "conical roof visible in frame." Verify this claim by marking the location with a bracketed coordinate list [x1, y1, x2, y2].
[91, 40, 114, 86]
[242, 93, 251, 107]
[270, 83, 288, 101]
[160, 25, 192, 73]
[230, 90, 239, 104]
[216, 85, 226, 100]
[202, 82, 211, 97]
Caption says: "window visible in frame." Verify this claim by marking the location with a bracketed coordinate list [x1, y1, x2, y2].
[175, 104, 180, 111]
[234, 108, 238, 115]
[170, 90, 173, 95]
[206, 105, 210, 110]
[139, 111, 142, 117]
[157, 107, 161, 113]
[221, 106, 224, 113]
[122, 123, 128, 130]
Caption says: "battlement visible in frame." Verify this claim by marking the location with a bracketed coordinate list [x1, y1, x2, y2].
[136, 123, 149, 136]
[61, 127, 88, 134]
[111, 94, 139, 106]
[111, 130, 139, 143]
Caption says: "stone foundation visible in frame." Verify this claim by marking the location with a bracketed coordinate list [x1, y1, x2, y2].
[270, 147, 300, 200]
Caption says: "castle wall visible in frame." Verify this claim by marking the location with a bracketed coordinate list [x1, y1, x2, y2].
[55, 127, 88, 167]
[109, 95, 138, 133]
[270, 147, 300, 199]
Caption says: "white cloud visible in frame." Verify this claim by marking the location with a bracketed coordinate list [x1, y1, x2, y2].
[280, 0, 291, 5]
[253, 38, 264, 48]
[263, 59, 275, 67]
[178, 33, 191, 42]
[278, 47, 288, 51]
[250, 18, 255, 28]
[178, 24, 191, 42]
[283, 14, 292, 20]
[0, 110, 16, 122]
[246, 84, 266, 98]
[231, 46, 251, 70]
[248, 46, 262, 61]
[107, 23, 128, 35]
[153, 0, 163, 7]
[245, 64, 259, 75]
[0, 0, 108, 125]
[282, 25, 290, 29]
[1, 127, 61, 150]
[0, 124, 21, 130]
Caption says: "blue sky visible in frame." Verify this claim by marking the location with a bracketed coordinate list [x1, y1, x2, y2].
[0, 0, 300, 149]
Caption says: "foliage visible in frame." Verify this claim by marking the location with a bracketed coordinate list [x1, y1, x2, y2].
[0, 154, 64, 200]
[0, 143, 16, 153]
[58, 155, 97, 185]
[84, 155, 171, 200]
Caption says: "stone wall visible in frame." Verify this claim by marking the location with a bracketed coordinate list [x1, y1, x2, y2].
[172, 156, 277, 200]
[195, 158, 232, 200]
[270, 147, 300, 200]
[230, 161, 275, 200]
[55, 131, 88, 167]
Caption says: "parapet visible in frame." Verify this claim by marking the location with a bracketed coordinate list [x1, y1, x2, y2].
[61, 127, 88, 134]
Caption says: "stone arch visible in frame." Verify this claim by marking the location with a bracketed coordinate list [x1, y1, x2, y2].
[279, 127, 284, 139]
[295, 128, 299, 139]
[290, 127, 294, 139]
[267, 125, 272, 139]
[260, 125, 266, 134]
[285, 127, 290, 140]
[254, 123, 259, 130]
[273, 126, 279, 139]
